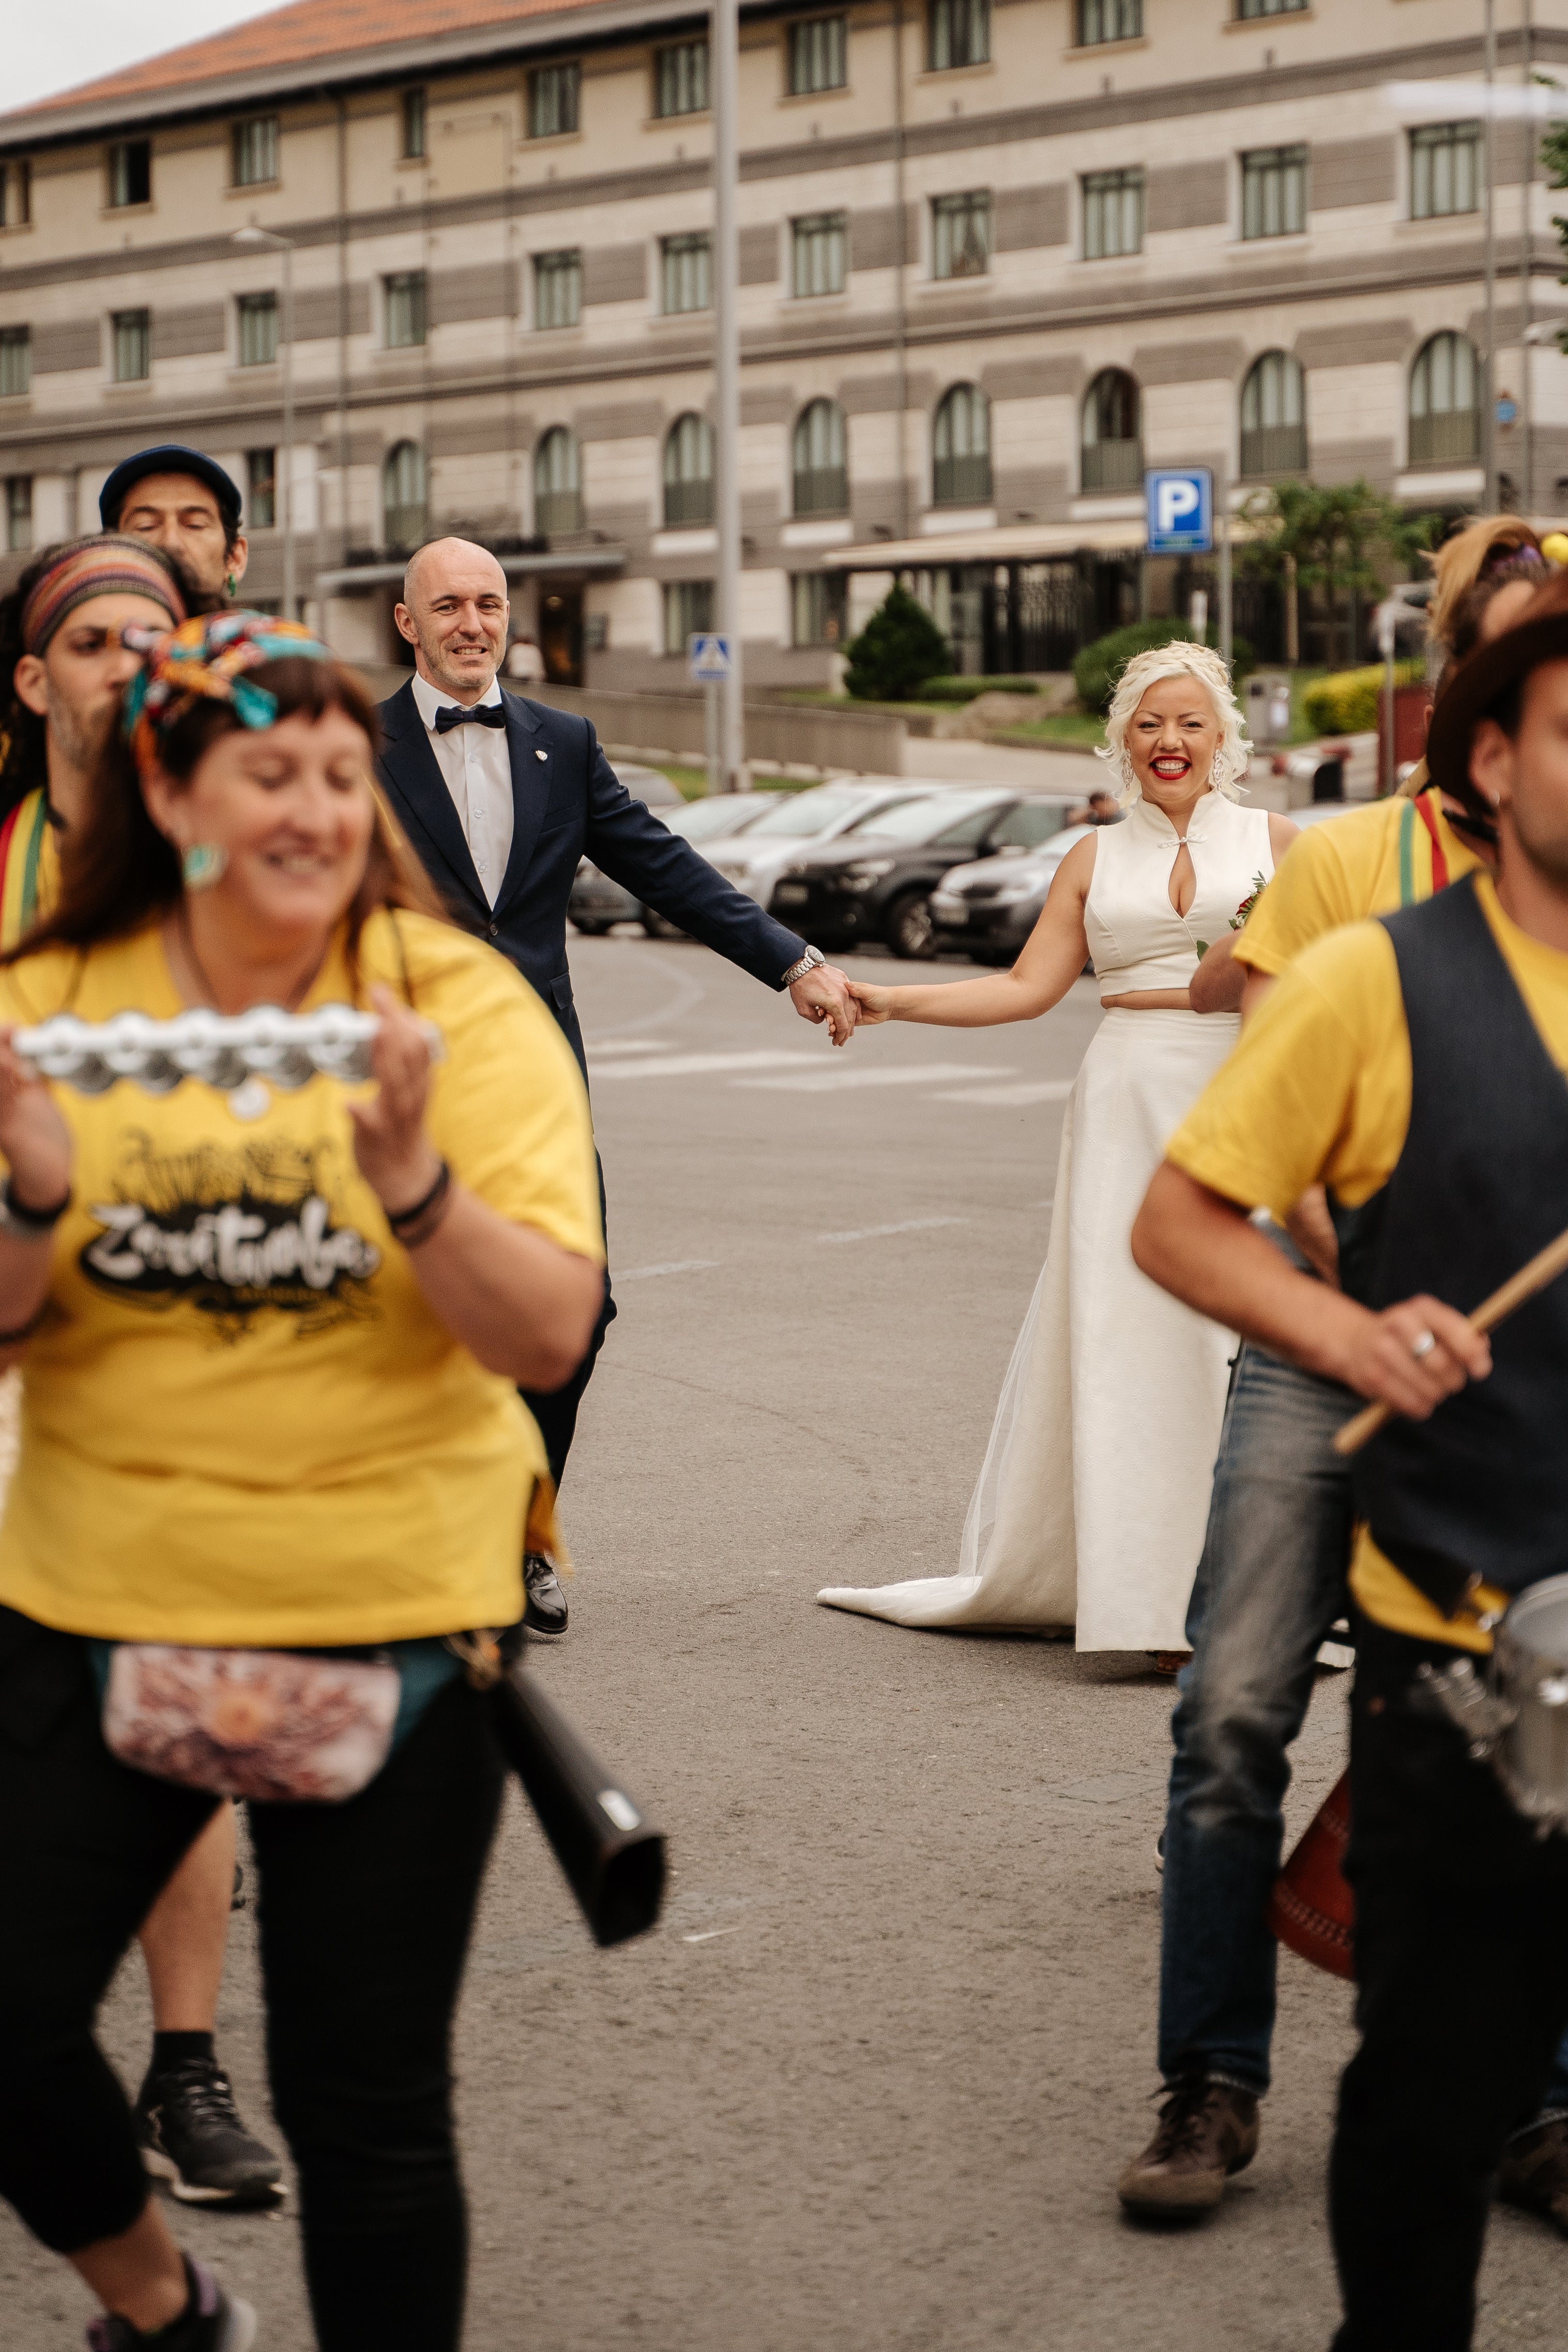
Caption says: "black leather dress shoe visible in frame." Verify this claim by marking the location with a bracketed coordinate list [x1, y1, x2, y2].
[523, 1552, 569, 1635]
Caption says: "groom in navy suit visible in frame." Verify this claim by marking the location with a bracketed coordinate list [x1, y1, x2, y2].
[375, 538, 856, 1630]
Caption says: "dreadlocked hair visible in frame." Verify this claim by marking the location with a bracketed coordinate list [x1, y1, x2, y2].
[6, 653, 448, 998]
[0, 544, 64, 819]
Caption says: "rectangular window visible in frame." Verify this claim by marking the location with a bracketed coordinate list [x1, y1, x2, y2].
[661, 232, 712, 315]
[654, 39, 709, 118]
[5, 476, 32, 554]
[664, 580, 714, 654]
[931, 190, 991, 280]
[401, 87, 426, 160]
[232, 115, 280, 188]
[928, 0, 989, 71]
[1082, 168, 1144, 259]
[534, 249, 583, 330]
[1076, 0, 1141, 40]
[0, 326, 30, 398]
[237, 291, 278, 368]
[793, 572, 847, 648]
[1241, 144, 1308, 240]
[1410, 120, 1481, 220]
[112, 308, 150, 382]
[788, 16, 847, 94]
[0, 161, 32, 229]
[791, 213, 846, 298]
[1236, 0, 1307, 14]
[108, 139, 151, 209]
[529, 62, 581, 138]
[384, 270, 427, 348]
[247, 448, 276, 529]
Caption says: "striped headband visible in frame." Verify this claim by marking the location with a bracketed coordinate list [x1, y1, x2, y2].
[20, 534, 186, 657]
[121, 610, 335, 778]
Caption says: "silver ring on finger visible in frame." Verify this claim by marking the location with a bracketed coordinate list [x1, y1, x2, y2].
[1409, 1329, 1437, 1361]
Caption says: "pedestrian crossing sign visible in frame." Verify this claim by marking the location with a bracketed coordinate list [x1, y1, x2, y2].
[688, 633, 733, 682]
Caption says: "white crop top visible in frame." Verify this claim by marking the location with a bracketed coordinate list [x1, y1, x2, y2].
[1083, 792, 1275, 996]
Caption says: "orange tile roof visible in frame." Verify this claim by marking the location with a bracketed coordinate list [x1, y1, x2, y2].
[7, 0, 592, 120]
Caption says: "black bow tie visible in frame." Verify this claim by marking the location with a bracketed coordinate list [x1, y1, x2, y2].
[433, 702, 506, 733]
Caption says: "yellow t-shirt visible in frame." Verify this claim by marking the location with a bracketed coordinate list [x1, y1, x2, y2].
[1235, 792, 1478, 979]
[1167, 875, 1568, 1653]
[0, 787, 62, 950]
[0, 909, 603, 1647]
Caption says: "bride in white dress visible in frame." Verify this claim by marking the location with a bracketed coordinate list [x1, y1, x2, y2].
[818, 645, 1298, 1652]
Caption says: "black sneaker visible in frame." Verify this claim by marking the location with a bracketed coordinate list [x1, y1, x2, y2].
[87, 2254, 257, 2349]
[135, 2056, 284, 2207]
[523, 1551, 569, 1635]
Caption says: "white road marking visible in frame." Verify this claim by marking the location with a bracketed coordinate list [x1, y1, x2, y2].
[735, 1063, 1005, 1093]
[931, 1080, 1075, 1107]
[616, 1259, 723, 1282]
[591, 1050, 829, 1080]
[681, 1926, 744, 1944]
[586, 1038, 669, 1056]
[817, 1216, 968, 1245]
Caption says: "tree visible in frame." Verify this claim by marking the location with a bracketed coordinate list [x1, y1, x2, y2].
[842, 585, 950, 702]
[1240, 479, 1441, 667]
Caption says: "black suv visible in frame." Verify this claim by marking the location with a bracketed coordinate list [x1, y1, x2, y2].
[770, 791, 1082, 958]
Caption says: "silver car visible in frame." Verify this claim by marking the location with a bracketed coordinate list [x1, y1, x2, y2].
[929, 823, 1098, 963]
[569, 787, 773, 936]
[703, 780, 940, 910]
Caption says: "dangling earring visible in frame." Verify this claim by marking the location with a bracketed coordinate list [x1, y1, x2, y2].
[224, 572, 237, 599]
[182, 843, 227, 890]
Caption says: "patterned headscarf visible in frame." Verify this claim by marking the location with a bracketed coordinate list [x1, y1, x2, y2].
[121, 610, 334, 778]
[19, 534, 186, 657]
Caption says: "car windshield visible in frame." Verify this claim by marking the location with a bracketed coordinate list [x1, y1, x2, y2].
[987, 801, 1074, 849]
[744, 787, 907, 840]
[665, 797, 767, 843]
[843, 793, 1006, 847]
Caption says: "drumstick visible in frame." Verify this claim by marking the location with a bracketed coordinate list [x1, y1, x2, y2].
[1332, 1221, 1568, 1456]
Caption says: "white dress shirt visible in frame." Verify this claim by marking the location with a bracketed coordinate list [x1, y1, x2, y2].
[410, 671, 515, 908]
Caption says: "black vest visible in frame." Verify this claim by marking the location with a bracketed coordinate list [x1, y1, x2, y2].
[1345, 876, 1568, 1614]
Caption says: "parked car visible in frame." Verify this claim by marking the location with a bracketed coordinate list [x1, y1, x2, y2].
[568, 768, 755, 935]
[703, 780, 940, 909]
[929, 821, 1099, 963]
[773, 792, 1083, 958]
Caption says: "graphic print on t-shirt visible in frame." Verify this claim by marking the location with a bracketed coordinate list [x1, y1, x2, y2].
[80, 1129, 382, 1340]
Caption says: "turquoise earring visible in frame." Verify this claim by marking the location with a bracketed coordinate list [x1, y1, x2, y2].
[182, 843, 227, 890]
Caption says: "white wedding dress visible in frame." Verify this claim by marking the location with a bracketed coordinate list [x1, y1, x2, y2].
[818, 789, 1275, 1652]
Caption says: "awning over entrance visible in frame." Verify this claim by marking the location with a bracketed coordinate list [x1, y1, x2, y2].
[822, 519, 1150, 569]
[315, 546, 627, 595]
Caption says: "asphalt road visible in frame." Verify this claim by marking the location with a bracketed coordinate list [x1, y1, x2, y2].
[8, 934, 1566, 2349]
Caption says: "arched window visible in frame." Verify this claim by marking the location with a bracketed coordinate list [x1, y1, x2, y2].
[383, 441, 428, 550]
[1240, 351, 1306, 478]
[932, 383, 991, 506]
[1409, 331, 1480, 466]
[663, 412, 714, 527]
[534, 427, 582, 535]
[1080, 369, 1140, 492]
[793, 399, 847, 515]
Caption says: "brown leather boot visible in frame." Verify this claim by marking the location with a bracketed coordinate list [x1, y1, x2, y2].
[1116, 2079, 1260, 2217]
[1498, 2116, 1568, 2236]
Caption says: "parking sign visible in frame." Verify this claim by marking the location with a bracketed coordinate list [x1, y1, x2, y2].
[688, 633, 733, 683]
[1145, 469, 1213, 557]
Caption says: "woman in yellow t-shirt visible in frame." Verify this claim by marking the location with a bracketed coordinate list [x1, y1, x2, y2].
[0, 613, 604, 2352]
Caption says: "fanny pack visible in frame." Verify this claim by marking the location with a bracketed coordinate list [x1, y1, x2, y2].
[93, 1636, 474, 1804]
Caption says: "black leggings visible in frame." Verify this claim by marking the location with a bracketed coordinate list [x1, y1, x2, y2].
[0, 1606, 505, 2351]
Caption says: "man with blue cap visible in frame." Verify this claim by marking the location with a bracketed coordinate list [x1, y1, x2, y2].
[99, 447, 248, 613]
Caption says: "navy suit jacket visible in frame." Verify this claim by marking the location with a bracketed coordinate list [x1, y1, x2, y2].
[374, 681, 806, 1075]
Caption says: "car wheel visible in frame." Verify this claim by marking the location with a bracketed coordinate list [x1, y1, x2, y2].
[886, 890, 937, 960]
[570, 917, 612, 936]
[641, 911, 688, 941]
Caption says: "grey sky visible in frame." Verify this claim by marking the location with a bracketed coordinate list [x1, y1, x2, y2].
[9, 4, 284, 113]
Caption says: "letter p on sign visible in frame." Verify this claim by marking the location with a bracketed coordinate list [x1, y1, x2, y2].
[1155, 479, 1199, 535]
[1145, 468, 1213, 556]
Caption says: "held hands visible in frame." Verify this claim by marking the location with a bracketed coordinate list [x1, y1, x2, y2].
[788, 962, 859, 1048]
[1336, 1294, 1491, 1421]
[845, 979, 894, 1026]
[346, 987, 443, 1215]
[0, 1025, 73, 1210]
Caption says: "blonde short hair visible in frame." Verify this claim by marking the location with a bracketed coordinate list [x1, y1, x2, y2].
[1094, 639, 1252, 806]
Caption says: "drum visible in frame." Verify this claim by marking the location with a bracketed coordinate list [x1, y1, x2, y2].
[1421, 1571, 1568, 1832]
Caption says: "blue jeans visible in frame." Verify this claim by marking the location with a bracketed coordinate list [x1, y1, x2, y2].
[1157, 1342, 1568, 2117]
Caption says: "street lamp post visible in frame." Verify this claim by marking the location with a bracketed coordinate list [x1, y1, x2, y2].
[232, 226, 295, 618]
[711, 0, 744, 790]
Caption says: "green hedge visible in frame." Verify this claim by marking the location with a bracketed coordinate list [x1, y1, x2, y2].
[1072, 621, 1255, 717]
[1301, 660, 1426, 737]
[914, 675, 1042, 703]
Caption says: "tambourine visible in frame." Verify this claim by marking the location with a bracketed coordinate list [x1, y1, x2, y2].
[10, 1006, 443, 1097]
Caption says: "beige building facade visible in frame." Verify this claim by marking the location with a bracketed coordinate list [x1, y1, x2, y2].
[0, 0, 1561, 686]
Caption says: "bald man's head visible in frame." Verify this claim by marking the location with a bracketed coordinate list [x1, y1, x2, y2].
[395, 537, 509, 702]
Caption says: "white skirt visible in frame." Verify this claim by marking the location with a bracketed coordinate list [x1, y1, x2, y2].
[817, 1009, 1239, 1652]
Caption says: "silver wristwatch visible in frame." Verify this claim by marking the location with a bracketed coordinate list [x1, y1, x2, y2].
[781, 945, 826, 987]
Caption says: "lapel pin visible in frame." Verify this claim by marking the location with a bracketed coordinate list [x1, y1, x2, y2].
[535, 748, 549, 761]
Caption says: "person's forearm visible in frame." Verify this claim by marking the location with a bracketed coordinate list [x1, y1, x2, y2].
[1189, 936, 1245, 1015]
[1132, 1164, 1366, 1382]
[402, 1188, 604, 1386]
[884, 968, 1057, 1027]
[0, 1230, 56, 1349]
